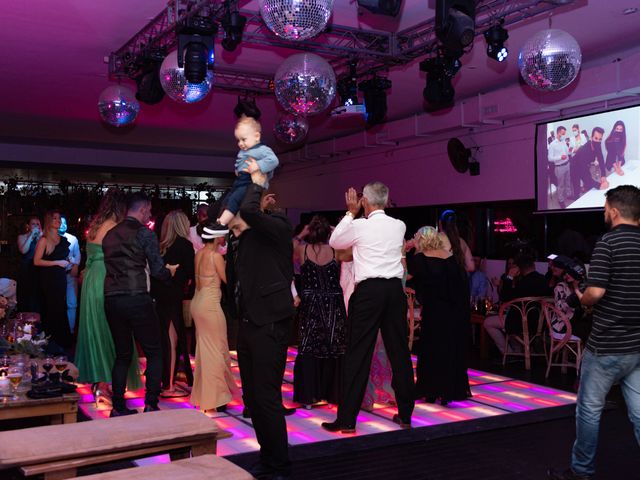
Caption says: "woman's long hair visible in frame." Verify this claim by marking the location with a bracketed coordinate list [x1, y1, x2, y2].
[160, 210, 191, 256]
[42, 210, 61, 238]
[439, 210, 465, 269]
[88, 188, 126, 241]
[605, 120, 626, 154]
[305, 215, 332, 246]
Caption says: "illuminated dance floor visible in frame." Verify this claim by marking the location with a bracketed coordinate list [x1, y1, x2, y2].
[77, 347, 577, 459]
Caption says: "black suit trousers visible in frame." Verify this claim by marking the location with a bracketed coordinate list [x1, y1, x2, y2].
[237, 317, 291, 475]
[337, 278, 415, 425]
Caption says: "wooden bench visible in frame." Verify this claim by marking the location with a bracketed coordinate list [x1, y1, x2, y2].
[78, 455, 253, 479]
[0, 409, 232, 480]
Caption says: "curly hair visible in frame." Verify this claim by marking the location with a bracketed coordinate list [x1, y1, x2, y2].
[415, 226, 443, 252]
[87, 188, 126, 241]
[305, 215, 332, 245]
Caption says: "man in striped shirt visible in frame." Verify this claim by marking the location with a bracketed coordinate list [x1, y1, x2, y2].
[549, 185, 640, 480]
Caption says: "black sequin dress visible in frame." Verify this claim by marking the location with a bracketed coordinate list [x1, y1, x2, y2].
[293, 246, 346, 405]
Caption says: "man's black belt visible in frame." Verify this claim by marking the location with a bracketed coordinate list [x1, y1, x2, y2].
[555, 161, 569, 167]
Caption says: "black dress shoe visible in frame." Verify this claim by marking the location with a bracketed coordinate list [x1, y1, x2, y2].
[321, 420, 356, 434]
[283, 407, 296, 416]
[547, 468, 593, 480]
[143, 404, 160, 412]
[392, 414, 412, 429]
[110, 407, 138, 417]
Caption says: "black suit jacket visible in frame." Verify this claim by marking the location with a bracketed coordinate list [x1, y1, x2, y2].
[228, 183, 295, 326]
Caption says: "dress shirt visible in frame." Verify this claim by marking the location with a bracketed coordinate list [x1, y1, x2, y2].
[63, 232, 81, 266]
[189, 225, 204, 252]
[548, 139, 569, 166]
[329, 209, 405, 283]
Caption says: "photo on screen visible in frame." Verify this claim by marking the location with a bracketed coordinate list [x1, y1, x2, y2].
[535, 104, 640, 212]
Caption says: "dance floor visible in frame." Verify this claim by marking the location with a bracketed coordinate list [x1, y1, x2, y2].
[77, 347, 576, 460]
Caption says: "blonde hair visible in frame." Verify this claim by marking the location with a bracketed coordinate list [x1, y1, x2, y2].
[159, 210, 191, 256]
[415, 226, 443, 252]
[236, 116, 262, 134]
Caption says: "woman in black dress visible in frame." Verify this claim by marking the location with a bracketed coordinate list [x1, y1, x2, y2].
[151, 210, 195, 395]
[33, 211, 72, 350]
[293, 215, 346, 408]
[409, 226, 471, 405]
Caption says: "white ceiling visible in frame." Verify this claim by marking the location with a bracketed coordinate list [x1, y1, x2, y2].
[1, 0, 639, 161]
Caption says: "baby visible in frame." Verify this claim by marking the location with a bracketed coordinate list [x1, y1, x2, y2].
[208, 116, 279, 233]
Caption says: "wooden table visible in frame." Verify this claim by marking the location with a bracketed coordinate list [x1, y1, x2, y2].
[0, 391, 79, 425]
[470, 312, 491, 360]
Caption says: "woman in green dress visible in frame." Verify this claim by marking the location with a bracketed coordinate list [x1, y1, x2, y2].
[75, 189, 141, 404]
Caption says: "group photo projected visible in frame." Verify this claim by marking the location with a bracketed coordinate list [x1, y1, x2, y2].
[536, 104, 640, 212]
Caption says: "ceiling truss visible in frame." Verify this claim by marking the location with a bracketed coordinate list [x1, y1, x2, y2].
[108, 0, 575, 94]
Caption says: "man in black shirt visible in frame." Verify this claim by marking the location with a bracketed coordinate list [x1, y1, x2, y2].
[569, 127, 609, 199]
[549, 185, 640, 480]
[484, 253, 550, 355]
[103, 193, 177, 416]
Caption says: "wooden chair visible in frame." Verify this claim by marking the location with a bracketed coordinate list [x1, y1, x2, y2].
[405, 287, 421, 350]
[500, 296, 547, 370]
[542, 301, 583, 378]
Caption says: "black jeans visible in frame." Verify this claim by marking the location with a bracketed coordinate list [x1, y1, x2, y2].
[338, 278, 415, 425]
[105, 294, 162, 410]
[237, 317, 291, 476]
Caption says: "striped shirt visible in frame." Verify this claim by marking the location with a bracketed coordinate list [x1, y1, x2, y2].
[586, 224, 640, 355]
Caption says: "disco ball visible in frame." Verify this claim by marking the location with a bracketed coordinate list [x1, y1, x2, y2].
[159, 50, 213, 103]
[274, 112, 309, 144]
[98, 85, 140, 127]
[259, 0, 334, 41]
[274, 53, 336, 116]
[518, 29, 582, 92]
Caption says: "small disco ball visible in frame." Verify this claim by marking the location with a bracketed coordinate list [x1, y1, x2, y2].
[98, 85, 140, 127]
[274, 53, 336, 116]
[159, 50, 213, 104]
[274, 112, 309, 144]
[259, 0, 334, 41]
[518, 29, 582, 92]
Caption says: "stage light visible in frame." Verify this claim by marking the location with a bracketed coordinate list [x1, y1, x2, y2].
[435, 0, 476, 57]
[234, 96, 261, 119]
[221, 5, 247, 52]
[337, 61, 360, 106]
[359, 75, 391, 126]
[485, 22, 509, 62]
[177, 16, 217, 84]
[134, 50, 166, 105]
[420, 54, 460, 109]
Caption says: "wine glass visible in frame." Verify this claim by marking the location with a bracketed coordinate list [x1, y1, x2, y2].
[8, 366, 23, 400]
[55, 356, 68, 374]
[42, 356, 54, 380]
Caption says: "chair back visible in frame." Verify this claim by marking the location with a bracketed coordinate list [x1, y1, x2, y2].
[542, 301, 573, 355]
[498, 296, 546, 337]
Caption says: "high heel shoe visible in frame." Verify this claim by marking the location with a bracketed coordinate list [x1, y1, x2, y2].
[92, 383, 112, 408]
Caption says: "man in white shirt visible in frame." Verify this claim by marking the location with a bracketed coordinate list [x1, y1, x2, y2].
[322, 181, 415, 433]
[59, 215, 81, 333]
[548, 125, 571, 208]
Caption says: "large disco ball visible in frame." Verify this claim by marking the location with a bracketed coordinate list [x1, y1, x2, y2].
[98, 85, 140, 127]
[159, 50, 213, 103]
[518, 29, 582, 92]
[259, 0, 334, 41]
[274, 53, 336, 116]
[274, 112, 309, 144]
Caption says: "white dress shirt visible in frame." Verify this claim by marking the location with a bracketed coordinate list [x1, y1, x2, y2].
[548, 138, 569, 166]
[329, 209, 405, 283]
[189, 225, 204, 252]
[63, 232, 81, 268]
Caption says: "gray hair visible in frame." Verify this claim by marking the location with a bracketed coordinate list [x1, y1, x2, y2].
[363, 181, 389, 208]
